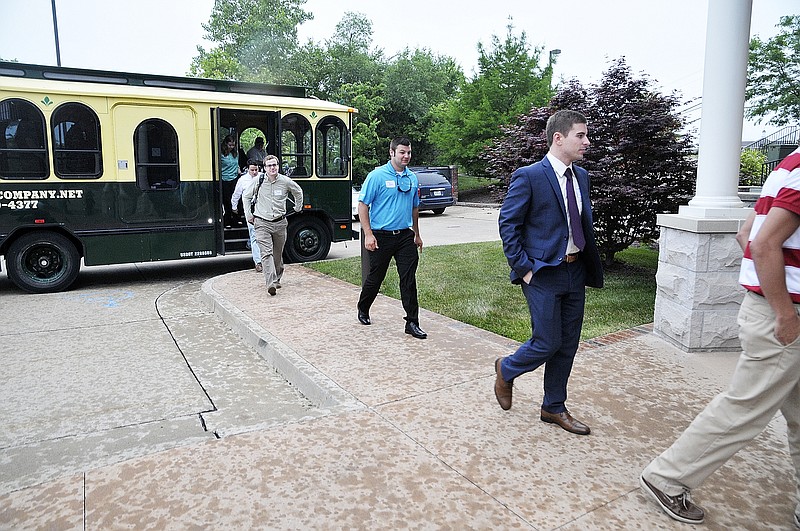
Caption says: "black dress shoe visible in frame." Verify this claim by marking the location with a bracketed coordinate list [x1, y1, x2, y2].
[405, 321, 427, 339]
[358, 310, 371, 325]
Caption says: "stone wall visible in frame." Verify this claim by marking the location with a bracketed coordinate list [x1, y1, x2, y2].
[653, 220, 746, 352]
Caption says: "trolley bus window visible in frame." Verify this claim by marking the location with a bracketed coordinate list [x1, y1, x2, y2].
[0, 98, 49, 180]
[316, 116, 347, 177]
[281, 113, 311, 178]
[52, 102, 103, 178]
[134, 119, 179, 190]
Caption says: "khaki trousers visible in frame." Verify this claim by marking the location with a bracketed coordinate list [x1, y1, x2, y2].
[643, 291, 800, 517]
[253, 217, 287, 289]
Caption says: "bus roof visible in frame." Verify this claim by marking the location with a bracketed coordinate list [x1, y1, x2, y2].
[0, 61, 309, 99]
[1, 61, 357, 114]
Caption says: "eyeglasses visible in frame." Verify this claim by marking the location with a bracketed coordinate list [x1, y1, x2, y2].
[265, 163, 278, 168]
[396, 174, 411, 193]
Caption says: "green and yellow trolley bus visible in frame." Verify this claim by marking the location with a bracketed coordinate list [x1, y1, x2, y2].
[0, 61, 356, 293]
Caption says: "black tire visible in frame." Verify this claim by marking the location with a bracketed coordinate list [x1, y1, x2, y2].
[284, 216, 331, 263]
[6, 231, 81, 293]
[431, 208, 446, 215]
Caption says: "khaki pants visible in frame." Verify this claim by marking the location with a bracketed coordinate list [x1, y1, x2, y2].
[643, 291, 800, 517]
[253, 217, 288, 289]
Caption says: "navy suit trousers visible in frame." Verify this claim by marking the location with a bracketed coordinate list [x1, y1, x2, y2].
[502, 259, 586, 413]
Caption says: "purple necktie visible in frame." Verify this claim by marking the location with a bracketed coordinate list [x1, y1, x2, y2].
[564, 167, 585, 250]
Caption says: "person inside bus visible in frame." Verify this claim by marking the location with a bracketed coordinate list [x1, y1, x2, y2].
[243, 154, 303, 296]
[238, 146, 248, 172]
[220, 135, 241, 227]
[231, 160, 263, 272]
[246, 137, 267, 168]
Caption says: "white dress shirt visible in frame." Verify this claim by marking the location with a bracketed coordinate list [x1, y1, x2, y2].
[546, 153, 583, 255]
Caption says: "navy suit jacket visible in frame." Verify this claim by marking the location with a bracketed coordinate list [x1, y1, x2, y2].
[498, 156, 603, 288]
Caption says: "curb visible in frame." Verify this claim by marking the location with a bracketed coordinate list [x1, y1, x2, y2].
[199, 275, 365, 414]
[455, 201, 502, 208]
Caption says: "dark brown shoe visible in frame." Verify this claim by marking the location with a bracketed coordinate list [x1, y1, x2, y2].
[640, 475, 704, 524]
[540, 409, 590, 435]
[494, 358, 512, 410]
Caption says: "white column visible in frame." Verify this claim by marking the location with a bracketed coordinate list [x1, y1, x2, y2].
[653, 0, 753, 352]
[681, 0, 752, 217]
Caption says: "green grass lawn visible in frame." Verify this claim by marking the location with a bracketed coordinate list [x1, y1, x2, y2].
[456, 174, 501, 192]
[306, 242, 657, 341]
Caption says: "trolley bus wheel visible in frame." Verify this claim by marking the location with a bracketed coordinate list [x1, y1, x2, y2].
[7, 231, 81, 293]
[284, 217, 331, 263]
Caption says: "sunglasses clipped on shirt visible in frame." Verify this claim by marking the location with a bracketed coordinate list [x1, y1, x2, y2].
[396, 174, 412, 193]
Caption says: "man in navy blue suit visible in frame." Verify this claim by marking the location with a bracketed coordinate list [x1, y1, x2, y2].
[494, 109, 604, 435]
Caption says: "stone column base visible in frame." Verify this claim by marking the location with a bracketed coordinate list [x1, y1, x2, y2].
[653, 213, 750, 352]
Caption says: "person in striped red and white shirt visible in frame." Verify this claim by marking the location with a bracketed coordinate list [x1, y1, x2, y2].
[640, 147, 800, 526]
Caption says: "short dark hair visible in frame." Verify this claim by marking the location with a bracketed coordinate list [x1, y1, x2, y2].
[390, 137, 412, 152]
[545, 110, 587, 148]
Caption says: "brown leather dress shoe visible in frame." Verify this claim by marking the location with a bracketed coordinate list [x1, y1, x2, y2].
[540, 409, 590, 435]
[494, 358, 513, 410]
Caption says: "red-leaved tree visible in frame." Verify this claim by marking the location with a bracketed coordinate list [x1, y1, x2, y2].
[483, 58, 697, 264]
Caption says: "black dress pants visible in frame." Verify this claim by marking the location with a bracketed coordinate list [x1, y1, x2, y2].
[358, 229, 420, 323]
[222, 178, 239, 226]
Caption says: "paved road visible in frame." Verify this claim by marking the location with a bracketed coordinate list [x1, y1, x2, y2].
[328, 204, 500, 259]
[5, 206, 795, 530]
[0, 205, 500, 494]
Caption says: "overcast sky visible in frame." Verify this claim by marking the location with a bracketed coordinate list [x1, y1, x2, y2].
[0, 0, 796, 140]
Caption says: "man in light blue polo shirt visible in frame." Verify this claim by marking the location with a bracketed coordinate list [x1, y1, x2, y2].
[356, 137, 427, 339]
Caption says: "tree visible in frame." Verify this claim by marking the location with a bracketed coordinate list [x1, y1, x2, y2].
[481, 80, 590, 183]
[300, 14, 463, 175]
[483, 58, 697, 264]
[430, 19, 554, 175]
[298, 12, 387, 183]
[740, 148, 767, 186]
[746, 15, 800, 126]
[295, 12, 385, 101]
[188, 7, 464, 179]
[190, 0, 312, 83]
[338, 81, 386, 185]
[188, 46, 246, 80]
[190, 6, 385, 181]
[380, 48, 464, 164]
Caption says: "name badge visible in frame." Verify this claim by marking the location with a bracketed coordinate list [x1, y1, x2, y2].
[273, 190, 283, 196]
[385, 180, 396, 188]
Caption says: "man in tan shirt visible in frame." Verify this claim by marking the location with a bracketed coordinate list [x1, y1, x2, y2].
[243, 155, 303, 295]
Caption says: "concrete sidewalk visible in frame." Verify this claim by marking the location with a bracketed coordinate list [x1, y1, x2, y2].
[1, 265, 797, 530]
